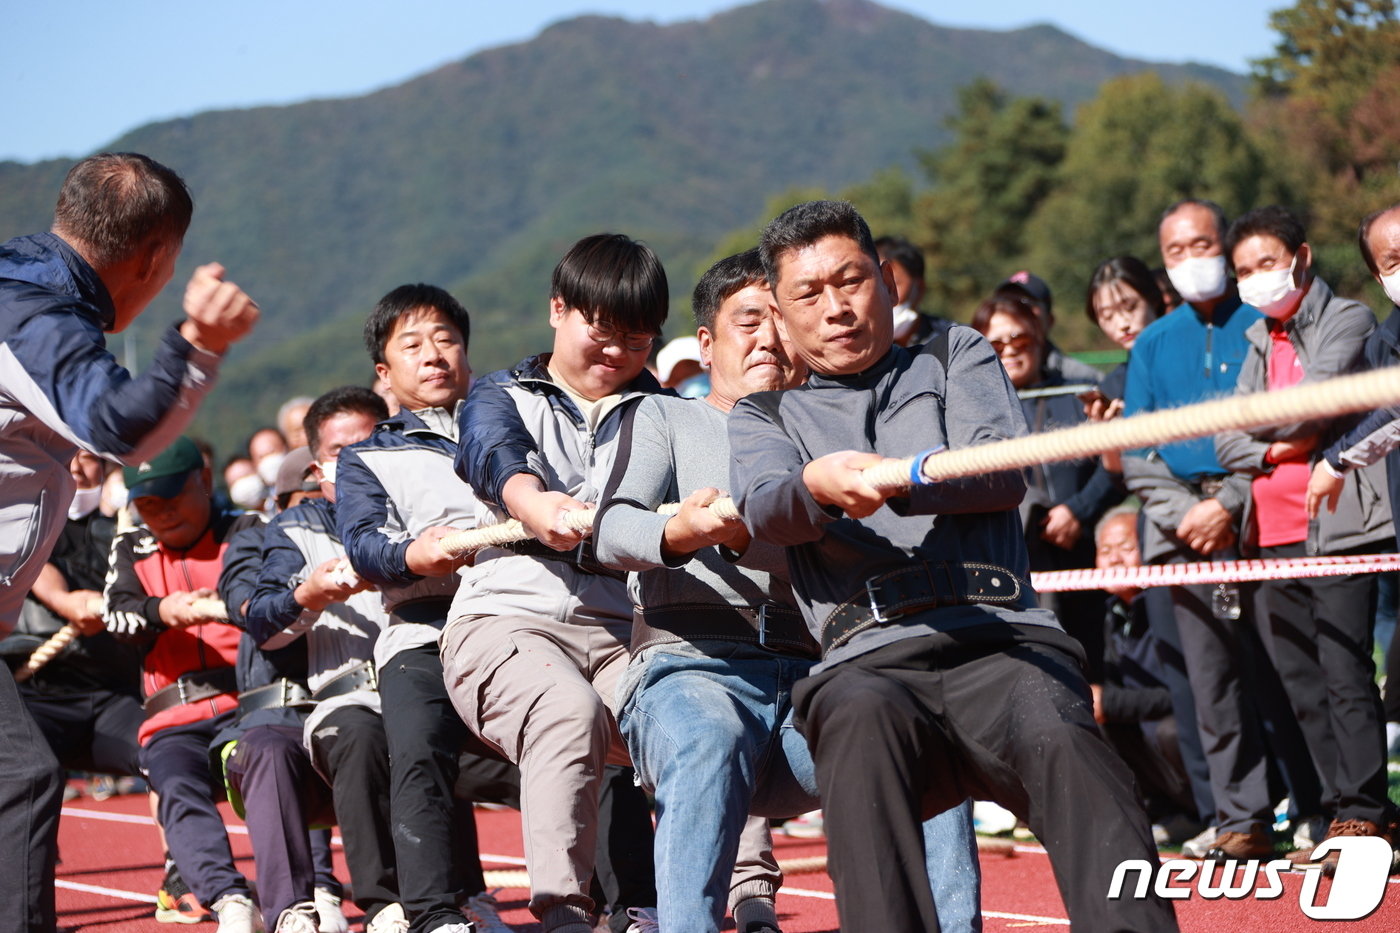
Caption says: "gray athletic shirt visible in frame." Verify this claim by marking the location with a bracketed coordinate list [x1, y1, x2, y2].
[728, 323, 1062, 671]
[594, 394, 792, 610]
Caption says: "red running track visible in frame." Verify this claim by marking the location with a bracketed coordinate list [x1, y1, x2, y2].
[55, 789, 1400, 931]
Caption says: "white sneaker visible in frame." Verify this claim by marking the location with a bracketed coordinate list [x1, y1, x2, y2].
[364, 904, 409, 933]
[212, 893, 265, 933]
[463, 891, 512, 933]
[274, 903, 320, 933]
[1292, 815, 1330, 852]
[313, 888, 348, 933]
[1179, 825, 1218, 859]
[625, 907, 660, 933]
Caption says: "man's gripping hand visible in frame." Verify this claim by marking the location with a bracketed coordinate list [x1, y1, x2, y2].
[501, 474, 593, 551]
[295, 557, 373, 612]
[179, 263, 259, 355]
[405, 527, 471, 577]
[803, 450, 890, 519]
[158, 589, 224, 628]
[661, 486, 747, 559]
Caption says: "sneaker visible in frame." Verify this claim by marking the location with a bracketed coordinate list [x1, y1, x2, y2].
[971, 800, 1019, 836]
[212, 893, 265, 933]
[1178, 825, 1218, 859]
[463, 890, 511, 933]
[781, 810, 825, 839]
[312, 888, 347, 933]
[1152, 813, 1206, 848]
[742, 925, 781, 933]
[155, 863, 211, 924]
[1291, 814, 1330, 852]
[625, 908, 660, 933]
[1203, 823, 1273, 860]
[274, 903, 319, 933]
[87, 774, 117, 801]
[364, 904, 409, 933]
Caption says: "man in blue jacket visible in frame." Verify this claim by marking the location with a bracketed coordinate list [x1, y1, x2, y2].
[0, 152, 258, 933]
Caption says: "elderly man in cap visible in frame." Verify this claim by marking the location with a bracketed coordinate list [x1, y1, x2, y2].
[105, 436, 266, 932]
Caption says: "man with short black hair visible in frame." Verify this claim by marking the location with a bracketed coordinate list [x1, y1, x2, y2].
[0, 151, 258, 932]
[728, 200, 1175, 932]
[1214, 205, 1397, 864]
[443, 234, 663, 933]
[337, 285, 519, 933]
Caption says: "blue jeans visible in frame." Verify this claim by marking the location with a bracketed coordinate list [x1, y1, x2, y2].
[618, 641, 980, 933]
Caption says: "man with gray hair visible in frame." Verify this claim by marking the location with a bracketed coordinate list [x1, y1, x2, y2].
[0, 151, 259, 932]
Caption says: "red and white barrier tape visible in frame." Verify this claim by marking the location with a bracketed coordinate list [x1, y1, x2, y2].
[1032, 553, 1400, 593]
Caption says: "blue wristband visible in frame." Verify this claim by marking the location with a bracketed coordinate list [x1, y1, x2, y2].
[910, 445, 946, 485]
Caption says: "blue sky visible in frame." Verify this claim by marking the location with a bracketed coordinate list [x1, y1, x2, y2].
[4, 0, 1285, 164]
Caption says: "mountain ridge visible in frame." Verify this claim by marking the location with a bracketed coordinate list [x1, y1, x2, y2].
[0, 0, 1246, 455]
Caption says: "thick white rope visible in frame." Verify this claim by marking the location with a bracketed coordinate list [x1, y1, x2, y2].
[16, 597, 228, 682]
[439, 366, 1400, 558]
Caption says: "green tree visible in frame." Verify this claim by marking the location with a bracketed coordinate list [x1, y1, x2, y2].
[1249, 0, 1400, 277]
[908, 79, 1069, 318]
[1023, 73, 1284, 350]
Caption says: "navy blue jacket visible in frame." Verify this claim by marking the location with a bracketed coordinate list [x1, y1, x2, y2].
[0, 232, 222, 631]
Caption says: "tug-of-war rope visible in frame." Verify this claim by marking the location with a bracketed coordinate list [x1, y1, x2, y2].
[21, 367, 1400, 681]
[439, 366, 1400, 558]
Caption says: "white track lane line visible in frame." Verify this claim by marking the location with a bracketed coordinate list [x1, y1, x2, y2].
[55, 879, 157, 904]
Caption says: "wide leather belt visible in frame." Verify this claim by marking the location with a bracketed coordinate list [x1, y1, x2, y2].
[821, 560, 1032, 655]
[144, 667, 239, 717]
[312, 660, 377, 702]
[632, 603, 819, 660]
[498, 538, 626, 581]
[389, 596, 456, 627]
[236, 678, 313, 717]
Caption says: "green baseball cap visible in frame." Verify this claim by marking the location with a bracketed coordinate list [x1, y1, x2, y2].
[123, 436, 204, 500]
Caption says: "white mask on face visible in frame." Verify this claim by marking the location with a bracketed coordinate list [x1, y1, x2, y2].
[1380, 269, 1400, 308]
[67, 485, 103, 521]
[891, 303, 920, 343]
[317, 460, 337, 486]
[255, 451, 285, 486]
[1166, 255, 1229, 305]
[229, 474, 268, 511]
[1237, 255, 1303, 319]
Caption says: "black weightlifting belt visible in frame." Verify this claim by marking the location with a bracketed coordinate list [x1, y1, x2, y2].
[632, 603, 820, 660]
[143, 667, 239, 717]
[821, 560, 1033, 655]
[236, 678, 313, 717]
[311, 660, 378, 702]
[497, 538, 626, 581]
[388, 596, 456, 628]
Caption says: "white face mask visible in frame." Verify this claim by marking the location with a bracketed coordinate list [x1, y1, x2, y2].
[255, 451, 285, 486]
[1380, 269, 1400, 308]
[891, 303, 920, 343]
[317, 460, 337, 486]
[1237, 255, 1303, 319]
[1166, 255, 1228, 305]
[67, 484, 103, 521]
[229, 474, 268, 511]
